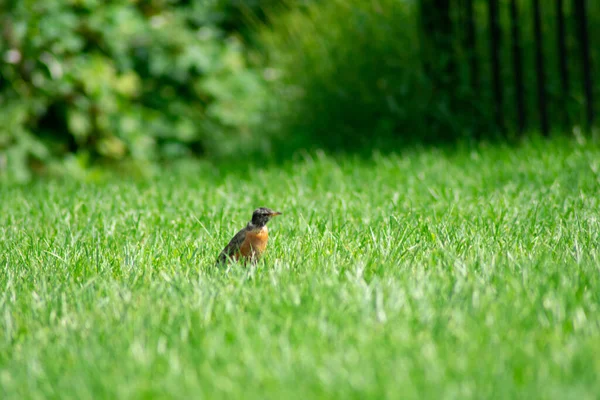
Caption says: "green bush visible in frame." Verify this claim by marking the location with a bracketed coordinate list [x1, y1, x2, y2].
[259, 0, 431, 152]
[0, 0, 267, 182]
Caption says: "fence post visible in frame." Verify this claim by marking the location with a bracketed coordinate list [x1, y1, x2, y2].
[574, 0, 594, 131]
[556, 0, 570, 128]
[465, 0, 479, 90]
[510, 0, 526, 133]
[489, 0, 504, 132]
[533, 0, 549, 135]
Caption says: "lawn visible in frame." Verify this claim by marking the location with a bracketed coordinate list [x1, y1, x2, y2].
[1, 137, 599, 399]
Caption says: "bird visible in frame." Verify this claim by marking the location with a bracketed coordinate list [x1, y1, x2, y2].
[216, 207, 282, 266]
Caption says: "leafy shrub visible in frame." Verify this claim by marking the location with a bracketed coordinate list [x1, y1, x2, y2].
[259, 0, 431, 152]
[0, 0, 267, 182]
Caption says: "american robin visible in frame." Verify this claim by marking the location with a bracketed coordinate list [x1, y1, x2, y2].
[216, 207, 282, 265]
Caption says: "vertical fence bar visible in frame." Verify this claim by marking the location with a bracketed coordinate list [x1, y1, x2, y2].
[489, 0, 504, 132]
[510, 0, 526, 133]
[556, 0, 570, 127]
[465, 0, 479, 90]
[533, 0, 549, 135]
[574, 0, 594, 131]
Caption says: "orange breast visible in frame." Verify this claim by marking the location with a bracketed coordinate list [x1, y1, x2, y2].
[238, 226, 269, 262]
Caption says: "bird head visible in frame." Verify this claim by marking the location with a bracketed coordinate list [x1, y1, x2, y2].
[251, 207, 282, 227]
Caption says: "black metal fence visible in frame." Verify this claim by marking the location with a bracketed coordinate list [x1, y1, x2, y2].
[421, 0, 596, 135]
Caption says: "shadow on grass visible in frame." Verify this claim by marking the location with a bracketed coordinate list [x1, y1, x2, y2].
[191, 129, 568, 180]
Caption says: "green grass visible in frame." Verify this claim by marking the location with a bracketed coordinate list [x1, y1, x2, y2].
[1, 137, 600, 399]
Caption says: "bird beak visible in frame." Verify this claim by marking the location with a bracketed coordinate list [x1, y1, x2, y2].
[271, 211, 282, 216]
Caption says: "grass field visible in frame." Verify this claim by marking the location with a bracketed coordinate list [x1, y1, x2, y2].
[1, 137, 600, 399]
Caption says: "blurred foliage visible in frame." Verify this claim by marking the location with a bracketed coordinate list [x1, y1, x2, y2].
[259, 0, 600, 153]
[0, 0, 269, 182]
[260, 0, 431, 152]
[1, 0, 599, 182]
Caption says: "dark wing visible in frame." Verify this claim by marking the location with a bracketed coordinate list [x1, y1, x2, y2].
[216, 227, 247, 265]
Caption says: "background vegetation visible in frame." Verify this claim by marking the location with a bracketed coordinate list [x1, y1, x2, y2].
[261, 0, 600, 151]
[0, 0, 271, 181]
[1, 0, 598, 181]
